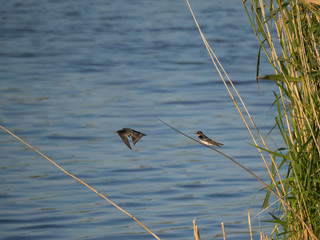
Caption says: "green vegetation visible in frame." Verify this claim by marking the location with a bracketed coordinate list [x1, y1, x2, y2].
[242, 0, 320, 239]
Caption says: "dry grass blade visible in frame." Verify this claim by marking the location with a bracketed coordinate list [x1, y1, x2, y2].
[260, 232, 268, 240]
[193, 219, 201, 240]
[304, 0, 320, 5]
[156, 117, 275, 194]
[221, 222, 226, 240]
[0, 124, 161, 240]
[248, 207, 253, 240]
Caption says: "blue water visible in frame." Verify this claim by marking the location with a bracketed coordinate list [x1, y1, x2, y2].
[0, 0, 280, 239]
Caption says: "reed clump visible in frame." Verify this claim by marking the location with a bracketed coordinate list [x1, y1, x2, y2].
[242, 0, 320, 239]
[185, 0, 319, 237]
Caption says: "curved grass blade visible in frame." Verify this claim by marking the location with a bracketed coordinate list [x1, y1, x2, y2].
[0, 124, 161, 240]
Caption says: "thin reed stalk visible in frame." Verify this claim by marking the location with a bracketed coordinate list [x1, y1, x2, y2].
[221, 222, 226, 240]
[193, 219, 201, 240]
[248, 208, 253, 240]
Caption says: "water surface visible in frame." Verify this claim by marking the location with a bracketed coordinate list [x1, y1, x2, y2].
[0, 1, 280, 239]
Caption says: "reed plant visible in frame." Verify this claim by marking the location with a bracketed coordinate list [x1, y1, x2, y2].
[185, 0, 319, 238]
[242, 0, 320, 239]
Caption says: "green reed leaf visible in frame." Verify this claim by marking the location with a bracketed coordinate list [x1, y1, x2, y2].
[257, 74, 302, 83]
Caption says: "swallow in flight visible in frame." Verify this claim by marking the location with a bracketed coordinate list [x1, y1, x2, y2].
[116, 128, 146, 150]
[195, 131, 223, 147]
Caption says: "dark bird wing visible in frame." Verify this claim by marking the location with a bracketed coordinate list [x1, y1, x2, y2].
[131, 131, 146, 145]
[118, 133, 132, 149]
[207, 138, 223, 147]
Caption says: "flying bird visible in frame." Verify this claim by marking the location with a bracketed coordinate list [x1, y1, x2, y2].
[115, 128, 146, 150]
[195, 131, 223, 147]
